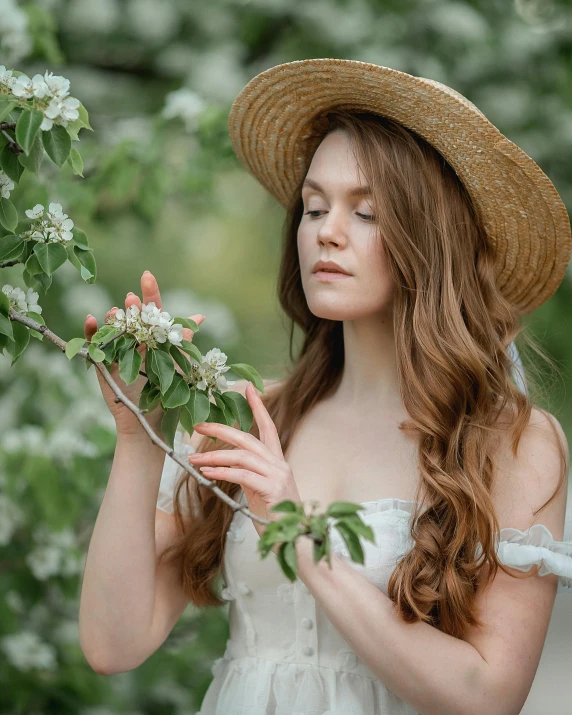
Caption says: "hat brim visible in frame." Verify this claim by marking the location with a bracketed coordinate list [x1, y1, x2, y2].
[228, 58, 571, 315]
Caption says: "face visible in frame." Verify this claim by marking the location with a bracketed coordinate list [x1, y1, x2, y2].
[298, 129, 394, 321]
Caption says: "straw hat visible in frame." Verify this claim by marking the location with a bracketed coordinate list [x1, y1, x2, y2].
[228, 58, 571, 316]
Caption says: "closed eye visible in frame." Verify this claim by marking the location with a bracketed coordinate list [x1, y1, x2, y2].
[304, 210, 375, 222]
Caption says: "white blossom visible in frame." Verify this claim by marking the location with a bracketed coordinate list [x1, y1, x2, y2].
[1, 284, 42, 314]
[0, 169, 14, 199]
[21, 202, 74, 244]
[106, 301, 185, 350]
[0, 630, 58, 671]
[4, 66, 81, 131]
[161, 87, 207, 132]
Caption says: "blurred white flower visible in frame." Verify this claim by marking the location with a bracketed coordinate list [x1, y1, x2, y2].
[0, 0, 32, 65]
[0, 630, 58, 671]
[127, 0, 179, 44]
[65, 0, 120, 33]
[161, 87, 207, 132]
[0, 494, 25, 546]
[26, 544, 62, 580]
[26, 526, 82, 580]
[5, 589, 25, 614]
[0, 169, 14, 199]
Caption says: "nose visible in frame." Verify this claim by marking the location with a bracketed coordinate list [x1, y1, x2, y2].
[316, 208, 348, 248]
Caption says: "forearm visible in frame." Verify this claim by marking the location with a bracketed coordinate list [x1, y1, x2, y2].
[294, 535, 495, 715]
[79, 431, 167, 671]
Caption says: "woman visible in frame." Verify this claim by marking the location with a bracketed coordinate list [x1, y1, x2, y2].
[155, 59, 572, 714]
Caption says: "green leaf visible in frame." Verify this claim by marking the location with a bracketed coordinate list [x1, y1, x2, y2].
[176, 338, 202, 363]
[0, 198, 18, 232]
[0, 234, 24, 262]
[152, 348, 175, 393]
[118, 347, 142, 385]
[25, 251, 43, 275]
[0, 144, 25, 183]
[228, 363, 265, 393]
[276, 541, 298, 582]
[213, 392, 236, 426]
[335, 521, 365, 565]
[88, 343, 106, 362]
[171, 316, 199, 332]
[33, 241, 68, 276]
[15, 110, 44, 155]
[0, 312, 14, 340]
[5, 320, 29, 365]
[42, 124, 71, 167]
[67, 147, 84, 177]
[220, 390, 253, 432]
[0, 99, 17, 123]
[73, 246, 96, 283]
[145, 345, 159, 386]
[0, 291, 10, 316]
[90, 324, 120, 345]
[71, 227, 89, 249]
[182, 388, 211, 426]
[270, 500, 304, 515]
[326, 501, 366, 518]
[338, 514, 375, 543]
[162, 373, 190, 408]
[65, 337, 86, 360]
[161, 407, 181, 449]
[169, 343, 192, 378]
[18, 133, 44, 175]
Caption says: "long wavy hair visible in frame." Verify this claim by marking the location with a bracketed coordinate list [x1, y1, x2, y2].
[159, 110, 568, 638]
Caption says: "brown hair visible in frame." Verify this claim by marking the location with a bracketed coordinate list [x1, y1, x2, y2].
[159, 110, 568, 638]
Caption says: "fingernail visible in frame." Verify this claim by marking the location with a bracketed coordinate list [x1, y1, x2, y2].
[143, 270, 151, 276]
[127, 292, 135, 297]
[87, 314, 92, 319]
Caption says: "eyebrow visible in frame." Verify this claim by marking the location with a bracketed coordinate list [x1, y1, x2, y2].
[302, 178, 371, 197]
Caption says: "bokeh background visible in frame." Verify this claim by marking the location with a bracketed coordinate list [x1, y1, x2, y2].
[1, 0, 571, 713]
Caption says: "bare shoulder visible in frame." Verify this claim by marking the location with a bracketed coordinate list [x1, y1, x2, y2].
[491, 404, 569, 537]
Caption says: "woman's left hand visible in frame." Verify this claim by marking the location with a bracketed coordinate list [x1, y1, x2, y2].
[188, 381, 303, 541]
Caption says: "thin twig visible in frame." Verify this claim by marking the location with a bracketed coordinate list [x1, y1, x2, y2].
[8, 307, 273, 526]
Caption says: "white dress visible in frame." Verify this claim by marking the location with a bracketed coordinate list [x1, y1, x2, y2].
[157, 429, 572, 715]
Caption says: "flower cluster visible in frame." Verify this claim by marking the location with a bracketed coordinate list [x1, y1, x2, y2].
[0, 169, 14, 199]
[1, 284, 42, 314]
[22, 203, 74, 244]
[0, 65, 80, 131]
[105, 301, 184, 350]
[192, 347, 235, 393]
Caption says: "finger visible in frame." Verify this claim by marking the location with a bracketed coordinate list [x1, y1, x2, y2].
[141, 270, 161, 310]
[194, 421, 284, 468]
[125, 290, 141, 312]
[189, 448, 275, 477]
[198, 466, 268, 494]
[245, 382, 283, 457]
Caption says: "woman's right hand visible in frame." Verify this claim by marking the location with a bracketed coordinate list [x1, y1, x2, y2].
[83, 270, 205, 438]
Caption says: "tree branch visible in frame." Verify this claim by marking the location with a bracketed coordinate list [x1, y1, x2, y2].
[7, 307, 274, 527]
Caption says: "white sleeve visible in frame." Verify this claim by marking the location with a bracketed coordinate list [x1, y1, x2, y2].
[494, 522, 572, 594]
[156, 428, 197, 516]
